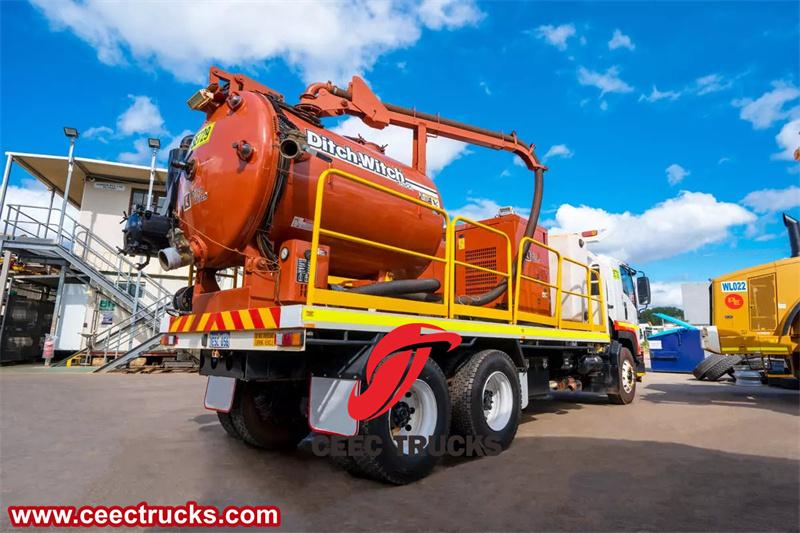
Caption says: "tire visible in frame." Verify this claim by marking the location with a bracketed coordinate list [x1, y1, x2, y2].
[229, 381, 308, 450]
[217, 411, 241, 440]
[608, 347, 637, 405]
[692, 354, 727, 380]
[348, 358, 450, 485]
[450, 349, 520, 450]
[704, 355, 742, 381]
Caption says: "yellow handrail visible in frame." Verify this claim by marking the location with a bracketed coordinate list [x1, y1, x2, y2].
[514, 237, 562, 328]
[307, 168, 451, 317]
[448, 216, 514, 322]
[305, 167, 607, 332]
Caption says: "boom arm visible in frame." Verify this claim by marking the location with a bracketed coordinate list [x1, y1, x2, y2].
[298, 76, 546, 175]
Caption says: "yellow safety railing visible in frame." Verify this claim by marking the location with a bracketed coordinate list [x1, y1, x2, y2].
[306, 168, 605, 332]
[306, 169, 451, 317]
[513, 237, 606, 332]
[448, 216, 513, 322]
[513, 237, 562, 327]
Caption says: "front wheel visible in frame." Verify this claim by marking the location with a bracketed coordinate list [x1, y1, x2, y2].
[608, 347, 637, 405]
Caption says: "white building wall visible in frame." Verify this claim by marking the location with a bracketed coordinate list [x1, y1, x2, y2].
[78, 179, 191, 299]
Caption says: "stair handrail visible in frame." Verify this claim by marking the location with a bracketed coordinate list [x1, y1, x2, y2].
[3, 203, 172, 305]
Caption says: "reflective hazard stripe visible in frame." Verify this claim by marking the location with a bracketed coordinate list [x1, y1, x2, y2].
[169, 306, 282, 333]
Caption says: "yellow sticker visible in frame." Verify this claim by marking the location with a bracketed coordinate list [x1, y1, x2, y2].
[458, 236, 465, 250]
[191, 122, 215, 150]
[612, 269, 620, 280]
[253, 332, 275, 347]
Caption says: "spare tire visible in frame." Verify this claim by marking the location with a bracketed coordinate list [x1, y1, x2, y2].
[693, 354, 727, 380]
[704, 355, 743, 382]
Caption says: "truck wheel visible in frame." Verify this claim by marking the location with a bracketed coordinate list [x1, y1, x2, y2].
[350, 358, 450, 485]
[217, 411, 241, 440]
[230, 381, 308, 450]
[692, 354, 726, 380]
[450, 349, 520, 450]
[608, 347, 637, 405]
[704, 355, 742, 381]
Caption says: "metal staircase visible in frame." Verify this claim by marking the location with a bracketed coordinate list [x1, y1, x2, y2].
[1, 204, 174, 368]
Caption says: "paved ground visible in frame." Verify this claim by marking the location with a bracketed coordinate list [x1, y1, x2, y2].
[1, 367, 798, 532]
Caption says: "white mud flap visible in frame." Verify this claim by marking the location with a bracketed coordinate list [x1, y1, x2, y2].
[519, 371, 529, 410]
[204, 376, 236, 412]
[308, 376, 360, 437]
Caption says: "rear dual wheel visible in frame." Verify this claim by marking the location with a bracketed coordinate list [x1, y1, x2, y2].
[348, 358, 451, 485]
[217, 380, 308, 450]
[450, 349, 521, 450]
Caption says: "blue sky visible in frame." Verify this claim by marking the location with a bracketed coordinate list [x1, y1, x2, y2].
[2, 0, 798, 306]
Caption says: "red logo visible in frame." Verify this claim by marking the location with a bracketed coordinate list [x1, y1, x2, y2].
[347, 323, 461, 421]
[725, 294, 744, 309]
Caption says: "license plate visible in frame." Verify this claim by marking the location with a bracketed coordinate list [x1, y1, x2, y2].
[209, 332, 230, 348]
[204, 376, 236, 412]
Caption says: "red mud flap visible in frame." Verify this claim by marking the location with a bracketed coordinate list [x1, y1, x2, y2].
[204, 376, 236, 412]
[308, 376, 360, 437]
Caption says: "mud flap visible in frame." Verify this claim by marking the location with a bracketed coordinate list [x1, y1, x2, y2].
[519, 371, 529, 409]
[204, 376, 236, 412]
[308, 376, 360, 437]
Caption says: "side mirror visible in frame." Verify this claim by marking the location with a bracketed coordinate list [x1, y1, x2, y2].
[637, 276, 651, 306]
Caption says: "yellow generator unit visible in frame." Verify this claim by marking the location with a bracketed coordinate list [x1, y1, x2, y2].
[707, 214, 800, 380]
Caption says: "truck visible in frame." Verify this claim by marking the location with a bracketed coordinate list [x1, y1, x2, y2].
[697, 213, 799, 384]
[122, 67, 652, 484]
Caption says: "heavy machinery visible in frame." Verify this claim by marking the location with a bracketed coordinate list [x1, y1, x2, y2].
[698, 214, 800, 384]
[122, 67, 651, 483]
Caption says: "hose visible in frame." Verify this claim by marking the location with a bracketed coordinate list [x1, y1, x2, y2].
[346, 278, 440, 296]
[456, 167, 544, 306]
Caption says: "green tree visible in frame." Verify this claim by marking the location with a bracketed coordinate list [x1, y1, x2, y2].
[640, 306, 684, 325]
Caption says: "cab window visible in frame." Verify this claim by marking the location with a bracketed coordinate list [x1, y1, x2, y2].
[619, 266, 636, 303]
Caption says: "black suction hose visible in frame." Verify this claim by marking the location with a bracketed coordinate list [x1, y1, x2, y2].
[347, 278, 440, 296]
[456, 167, 544, 306]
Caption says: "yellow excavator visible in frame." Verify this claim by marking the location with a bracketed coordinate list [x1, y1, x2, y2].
[696, 213, 799, 385]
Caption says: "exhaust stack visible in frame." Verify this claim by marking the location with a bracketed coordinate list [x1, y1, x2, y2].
[784, 213, 800, 258]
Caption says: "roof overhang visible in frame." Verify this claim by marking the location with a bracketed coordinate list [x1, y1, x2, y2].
[6, 152, 169, 209]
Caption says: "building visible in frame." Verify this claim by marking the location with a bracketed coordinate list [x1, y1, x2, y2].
[0, 145, 193, 366]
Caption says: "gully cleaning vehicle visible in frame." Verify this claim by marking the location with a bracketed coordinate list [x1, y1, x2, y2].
[122, 68, 651, 484]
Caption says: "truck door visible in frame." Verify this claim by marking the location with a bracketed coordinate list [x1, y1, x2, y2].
[618, 266, 638, 322]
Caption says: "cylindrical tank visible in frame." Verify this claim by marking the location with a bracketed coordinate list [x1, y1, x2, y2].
[177, 91, 444, 280]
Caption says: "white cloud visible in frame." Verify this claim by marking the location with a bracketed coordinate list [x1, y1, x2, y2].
[418, 0, 483, 30]
[772, 118, 800, 161]
[31, 0, 483, 84]
[695, 73, 732, 95]
[577, 66, 633, 96]
[116, 95, 165, 136]
[741, 185, 800, 213]
[534, 23, 576, 51]
[117, 138, 152, 165]
[479, 81, 491, 96]
[608, 29, 635, 51]
[83, 126, 114, 143]
[649, 281, 684, 307]
[732, 81, 800, 129]
[119, 129, 194, 165]
[450, 197, 529, 221]
[544, 144, 574, 160]
[1, 181, 78, 233]
[550, 191, 756, 263]
[332, 117, 468, 176]
[665, 163, 689, 186]
[599, 100, 609, 111]
[639, 85, 681, 103]
[717, 157, 731, 165]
